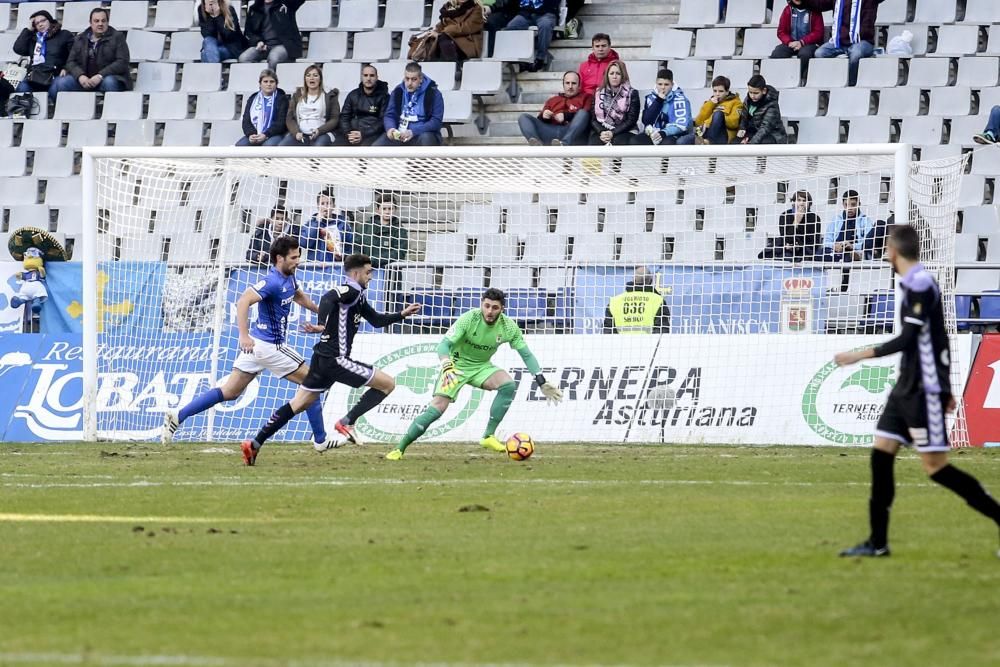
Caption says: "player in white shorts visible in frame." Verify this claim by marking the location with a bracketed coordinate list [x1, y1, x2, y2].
[161, 236, 336, 450]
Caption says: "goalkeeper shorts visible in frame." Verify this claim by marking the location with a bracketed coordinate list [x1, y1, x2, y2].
[433, 363, 504, 401]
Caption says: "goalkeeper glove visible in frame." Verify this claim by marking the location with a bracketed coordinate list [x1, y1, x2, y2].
[535, 374, 563, 404]
[440, 359, 464, 393]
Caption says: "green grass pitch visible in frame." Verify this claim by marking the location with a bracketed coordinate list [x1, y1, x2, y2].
[1, 443, 998, 667]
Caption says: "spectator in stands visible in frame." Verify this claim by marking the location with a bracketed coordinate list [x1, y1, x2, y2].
[374, 62, 445, 147]
[237, 68, 288, 146]
[246, 206, 291, 264]
[760, 190, 822, 261]
[239, 0, 304, 70]
[431, 0, 485, 62]
[771, 0, 824, 74]
[50, 8, 131, 97]
[198, 0, 248, 63]
[633, 68, 692, 146]
[281, 65, 339, 146]
[804, 0, 879, 87]
[578, 33, 618, 97]
[603, 267, 670, 334]
[973, 105, 1000, 145]
[11, 10, 74, 96]
[482, 1, 518, 58]
[823, 189, 878, 261]
[518, 71, 592, 146]
[734, 75, 787, 145]
[503, 0, 560, 72]
[338, 65, 389, 146]
[589, 60, 639, 146]
[300, 186, 352, 263]
[678, 76, 743, 145]
[352, 195, 409, 269]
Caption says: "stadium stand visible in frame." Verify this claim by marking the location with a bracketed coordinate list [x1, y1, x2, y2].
[0, 0, 998, 332]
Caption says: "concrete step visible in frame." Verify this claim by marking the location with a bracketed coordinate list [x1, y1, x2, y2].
[580, 2, 679, 17]
[451, 135, 522, 146]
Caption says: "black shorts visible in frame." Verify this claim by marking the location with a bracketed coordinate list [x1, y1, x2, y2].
[875, 390, 951, 453]
[301, 354, 374, 392]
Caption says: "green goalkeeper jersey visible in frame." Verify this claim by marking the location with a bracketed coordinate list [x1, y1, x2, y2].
[444, 309, 527, 366]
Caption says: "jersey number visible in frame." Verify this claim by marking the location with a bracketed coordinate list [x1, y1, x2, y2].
[622, 302, 646, 315]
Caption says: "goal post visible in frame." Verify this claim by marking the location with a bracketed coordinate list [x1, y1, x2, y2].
[80, 144, 968, 447]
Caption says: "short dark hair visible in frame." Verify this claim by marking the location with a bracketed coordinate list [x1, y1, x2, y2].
[747, 74, 767, 89]
[344, 253, 372, 272]
[318, 186, 336, 203]
[404, 61, 422, 75]
[482, 288, 506, 306]
[270, 205, 286, 219]
[657, 69, 673, 82]
[888, 224, 920, 260]
[376, 193, 396, 208]
[711, 76, 731, 91]
[269, 236, 299, 264]
[592, 33, 611, 45]
[791, 190, 813, 208]
[842, 189, 860, 202]
[90, 7, 110, 21]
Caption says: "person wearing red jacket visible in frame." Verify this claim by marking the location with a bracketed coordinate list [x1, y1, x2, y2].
[771, 0, 825, 75]
[577, 33, 619, 98]
[518, 71, 593, 146]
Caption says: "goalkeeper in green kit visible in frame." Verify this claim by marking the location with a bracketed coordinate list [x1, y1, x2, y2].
[386, 288, 563, 460]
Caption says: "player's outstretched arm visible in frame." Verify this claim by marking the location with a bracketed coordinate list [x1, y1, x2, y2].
[516, 345, 562, 404]
[236, 288, 263, 352]
[293, 289, 320, 315]
[834, 322, 919, 367]
[302, 288, 340, 334]
[358, 300, 420, 328]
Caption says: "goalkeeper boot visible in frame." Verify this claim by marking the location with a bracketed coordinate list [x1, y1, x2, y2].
[334, 419, 363, 446]
[385, 448, 404, 461]
[241, 440, 258, 467]
[480, 435, 505, 453]
[838, 540, 890, 558]
[161, 410, 179, 445]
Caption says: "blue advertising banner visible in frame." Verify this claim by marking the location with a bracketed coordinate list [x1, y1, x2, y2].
[574, 266, 831, 334]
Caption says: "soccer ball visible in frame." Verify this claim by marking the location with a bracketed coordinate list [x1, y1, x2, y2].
[505, 433, 534, 461]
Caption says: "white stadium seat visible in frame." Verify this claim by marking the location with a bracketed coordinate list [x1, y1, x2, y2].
[136, 63, 178, 93]
[297, 0, 332, 30]
[153, 1, 197, 30]
[336, 0, 379, 30]
[650, 28, 694, 60]
[693, 28, 737, 59]
[53, 92, 97, 121]
[181, 63, 223, 93]
[102, 92, 145, 121]
[126, 30, 166, 61]
[31, 148, 75, 178]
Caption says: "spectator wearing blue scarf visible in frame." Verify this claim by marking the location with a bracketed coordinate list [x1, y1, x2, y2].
[805, 0, 882, 86]
[633, 69, 693, 146]
[375, 62, 445, 146]
[237, 68, 289, 146]
[502, 0, 560, 72]
[12, 10, 74, 93]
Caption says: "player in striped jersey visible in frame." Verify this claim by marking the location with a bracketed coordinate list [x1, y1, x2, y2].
[162, 236, 334, 451]
[834, 225, 1000, 558]
[241, 253, 420, 465]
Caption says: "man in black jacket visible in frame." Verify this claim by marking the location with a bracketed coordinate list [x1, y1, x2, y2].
[239, 0, 304, 70]
[50, 8, 131, 97]
[337, 65, 389, 146]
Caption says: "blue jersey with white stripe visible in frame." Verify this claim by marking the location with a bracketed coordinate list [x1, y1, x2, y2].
[250, 268, 297, 344]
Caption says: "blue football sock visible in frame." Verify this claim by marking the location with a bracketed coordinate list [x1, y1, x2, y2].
[306, 398, 326, 443]
[178, 388, 225, 423]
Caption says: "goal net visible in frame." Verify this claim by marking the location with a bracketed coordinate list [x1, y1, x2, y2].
[82, 146, 968, 447]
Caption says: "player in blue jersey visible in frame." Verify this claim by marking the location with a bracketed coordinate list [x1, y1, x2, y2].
[162, 236, 335, 450]
[240, 253, 420, 465]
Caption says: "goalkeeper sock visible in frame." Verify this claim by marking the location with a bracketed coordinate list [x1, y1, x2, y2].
[179, 387, 224, 423]
[397, 406, 442, 452]
[343, 389, 388, 426]
[868, 449, 896, 549]
[931, 464, 1000, 526]
[305, 399, 326, 443]
[483, 382, 516, 438]
[254, 403, 295, 448]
